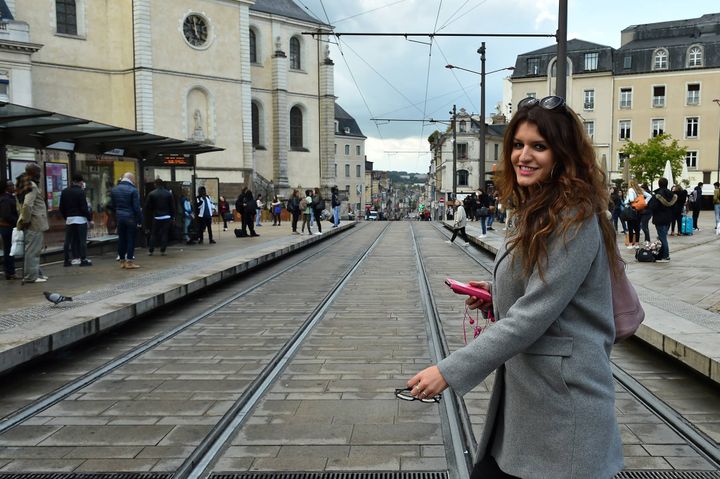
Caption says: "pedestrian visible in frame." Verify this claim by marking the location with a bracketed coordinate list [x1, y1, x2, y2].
[243, 189, 259, 237]
[0, 180, 18, 280]
[145, 178, 175, 256]
[271, 195, 282, 226]
[287, 189, 301, 234]
[669, 184, 686, 236]
[312, 187, 325, 235]
[406, 96, 623, 478]
[331, 186, 340, 227]
[234, 190, 246, 237]
[255, 194, 264, 227]
[181, 190, 195, 244]
[218, 196, 230, 231]
[59, 173, 93, 267]
[486, 189, 496, 231]
[690, 181, 703, 230]
[648, 177, 677, 263]
[713, 182, 720, 229]
[464, 194, 475, 222]
[639, 183, 653, 243]
[623, 179, 645, 249]
[300, 189, 312, 235]
[195, 186, 216, 244]
[109, 172, 142, 269]
[610, 186, 626, 234]
[15, 163, 50, 283]
[444, 199, 469, 246]
[476, 188, 491, 238]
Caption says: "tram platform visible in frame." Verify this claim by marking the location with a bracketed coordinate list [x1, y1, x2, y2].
[0, 220, 355, 375]
[443, 209, 720, 385]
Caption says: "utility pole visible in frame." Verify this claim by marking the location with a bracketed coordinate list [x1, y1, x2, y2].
[478, 42, 486, 190]
[556, 0, 568, 98]
[452, 104, 457, 199]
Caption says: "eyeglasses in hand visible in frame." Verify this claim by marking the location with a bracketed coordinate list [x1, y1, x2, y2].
[394, 387, 441, 403]
[517, 95, 566, 111]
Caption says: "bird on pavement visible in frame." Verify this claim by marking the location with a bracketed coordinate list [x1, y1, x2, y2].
[43, 291, 73, 305]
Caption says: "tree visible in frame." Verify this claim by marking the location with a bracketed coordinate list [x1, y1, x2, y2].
[619, 134, 687, 188]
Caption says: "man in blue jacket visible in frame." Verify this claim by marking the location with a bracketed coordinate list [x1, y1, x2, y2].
[109, 172, 142, 269]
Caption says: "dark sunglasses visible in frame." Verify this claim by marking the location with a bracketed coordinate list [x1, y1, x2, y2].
[394, 387, 441, 403]
[517, 95, 566, 111]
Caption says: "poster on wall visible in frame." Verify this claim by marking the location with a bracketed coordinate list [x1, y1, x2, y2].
[45, 162, 68, 211]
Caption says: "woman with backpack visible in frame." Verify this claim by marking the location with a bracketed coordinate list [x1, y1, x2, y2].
[300, 189, 312, 235]
[623, 179, 647, 249]
[271, 195, 282, 226]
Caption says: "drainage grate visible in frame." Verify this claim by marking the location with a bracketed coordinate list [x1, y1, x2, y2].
[211, 473, 448, 479]
[0, 474, 172, 479]
[615, 472, 720, 479]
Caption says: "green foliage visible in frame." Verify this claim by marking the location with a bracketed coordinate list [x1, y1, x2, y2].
[427, 130, 441, 144]
[619, 134, 686, 187]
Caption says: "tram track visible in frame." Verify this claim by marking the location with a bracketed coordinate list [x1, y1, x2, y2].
[0, 223, 378, 434]
[428, 221, 720, 472]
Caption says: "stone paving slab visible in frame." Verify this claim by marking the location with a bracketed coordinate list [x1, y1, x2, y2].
[0, 223, 355, 375]
[445, 211, 720, 385]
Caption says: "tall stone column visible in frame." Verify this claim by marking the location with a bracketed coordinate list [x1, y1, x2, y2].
[133, 0, 154, 133]
[318, 39, 335, 188]
[238, 5, 254, 179]
[272, 37, 289, 188]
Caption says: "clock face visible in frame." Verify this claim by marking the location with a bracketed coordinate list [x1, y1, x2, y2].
[183, 14, 208, 47]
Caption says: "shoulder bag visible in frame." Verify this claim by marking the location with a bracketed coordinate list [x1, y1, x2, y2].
[610, 244, 645, 342]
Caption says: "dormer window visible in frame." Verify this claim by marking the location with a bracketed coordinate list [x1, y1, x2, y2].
[687, 45, 703, 67]
[584, 52, 598, 71]
[527, 57, 539, 75]
[344, 127, 350, 134]
[653, 49, 668, 70]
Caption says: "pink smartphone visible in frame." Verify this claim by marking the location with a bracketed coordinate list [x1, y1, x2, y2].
[445, 278, 492, 301]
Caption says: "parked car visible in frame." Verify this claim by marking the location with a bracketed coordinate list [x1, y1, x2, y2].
[368, 210, 379, 221]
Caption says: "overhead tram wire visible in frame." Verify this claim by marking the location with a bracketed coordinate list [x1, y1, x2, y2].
[330, 0, 411, 25]
[375, 81, 480, 118]
[437, 0, 472, 31]
[437, 0, 489, 32]
[434, 40, 478, 112]
[303, 32, 556, 39]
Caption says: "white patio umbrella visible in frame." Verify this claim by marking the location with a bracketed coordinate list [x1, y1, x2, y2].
[680, 158, 689, 184]
[662, 159, 674, 185]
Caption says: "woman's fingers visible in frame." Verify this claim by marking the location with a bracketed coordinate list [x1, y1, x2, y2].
[406, 366, 449, 398]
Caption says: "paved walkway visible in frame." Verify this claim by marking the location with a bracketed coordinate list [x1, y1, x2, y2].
[444, 210, 720, 384]
[0, 219, 354, 374]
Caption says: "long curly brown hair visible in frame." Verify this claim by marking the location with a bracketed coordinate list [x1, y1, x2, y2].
[495, 102, 620, 280]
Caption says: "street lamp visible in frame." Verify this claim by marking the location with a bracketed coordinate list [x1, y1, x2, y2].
[714, 98, 720, 184]
[445, 59, 514, 190]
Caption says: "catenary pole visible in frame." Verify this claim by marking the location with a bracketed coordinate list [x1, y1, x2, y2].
[556, 0, 568, 98]
[478, 42, 486, 191]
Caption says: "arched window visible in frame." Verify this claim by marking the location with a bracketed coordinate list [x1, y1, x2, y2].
[457, 169, 469, 187]
[249, 29, 257, 63]
[289, 37, 301, 70]
[251, 102, 260, 147]
[687, 45, 703, 67]
[653, 49, 668, 70]
[290, 106, 303, 149]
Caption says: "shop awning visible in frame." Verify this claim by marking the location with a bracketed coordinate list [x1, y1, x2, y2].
[0, 102, 223, 158]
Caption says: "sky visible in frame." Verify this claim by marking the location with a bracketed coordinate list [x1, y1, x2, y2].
[297, 0, 718, 173]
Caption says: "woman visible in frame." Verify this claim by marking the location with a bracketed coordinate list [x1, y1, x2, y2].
[271, 195, 282, 226]
[445, 199, 469, 246]
[610, 186, 626, 234]
[406, 96, 623, 478]
[624, 179, 646, 248]
[0, 180, 18, 279]
[218, 196, 230, 231]
[301, 189, 313, 235]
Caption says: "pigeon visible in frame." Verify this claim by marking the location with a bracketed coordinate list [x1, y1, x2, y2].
[43, 291, 73, 305]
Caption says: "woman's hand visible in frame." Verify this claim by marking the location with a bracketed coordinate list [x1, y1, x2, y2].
[406, 365, 448, 400]
[465, 280, 492, 310]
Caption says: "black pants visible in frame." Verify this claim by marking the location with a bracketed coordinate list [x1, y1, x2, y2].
[198, 216, 213, 241]
[314, 210, 322, 233]
[450, 226, 468, 243]
[242, 213, 256, 236]
[291, 211, 300, 232]
[63, 223, 88, 261]
[692, 207, 700, 229]
[640, 212, 652, 242]
[0, 225, 15, 277]
[149, 218, 172, 253]
[471, 456, 521, 479]
[627, 218, 641, 244]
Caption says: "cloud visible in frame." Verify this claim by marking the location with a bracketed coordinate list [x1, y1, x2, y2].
[366, 136, 431, 173]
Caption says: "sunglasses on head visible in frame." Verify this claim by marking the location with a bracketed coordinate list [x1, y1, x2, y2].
[517, 95, 566, 111]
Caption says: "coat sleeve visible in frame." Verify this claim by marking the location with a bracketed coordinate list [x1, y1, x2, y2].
[18, 185, 37, 227]
[132, 189, 142, 224]
[437, 218, 601, 396]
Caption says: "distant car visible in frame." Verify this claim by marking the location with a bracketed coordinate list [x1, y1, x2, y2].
[368, 210, 379, 221]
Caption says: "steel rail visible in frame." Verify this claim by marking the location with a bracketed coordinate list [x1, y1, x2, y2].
[410, 223, 475, 479]
[176, 223, 392, 479]
[431, 221, 720, 470]
[0, 225, 363, 434]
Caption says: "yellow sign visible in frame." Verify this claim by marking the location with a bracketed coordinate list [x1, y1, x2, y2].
[113, 160, 137, 184]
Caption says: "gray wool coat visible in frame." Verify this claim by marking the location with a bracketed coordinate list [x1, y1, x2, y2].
[438, 216, 623, 479]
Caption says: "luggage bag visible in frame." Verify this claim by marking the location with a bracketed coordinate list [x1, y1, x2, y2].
[681, 215, 693, 235]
